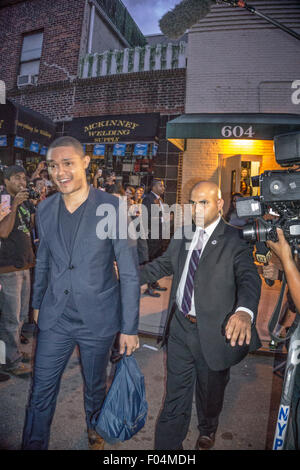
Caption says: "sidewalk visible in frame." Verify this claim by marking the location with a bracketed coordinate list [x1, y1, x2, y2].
[0, 280, 285, 451]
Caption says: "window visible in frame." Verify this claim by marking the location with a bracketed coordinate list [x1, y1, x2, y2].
[19, 31, 43, 77]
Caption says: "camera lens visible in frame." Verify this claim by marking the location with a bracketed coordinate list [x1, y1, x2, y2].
[269, 178, 287, 195]
[242, 219, 273, 242]
[242, 224, 257, 241]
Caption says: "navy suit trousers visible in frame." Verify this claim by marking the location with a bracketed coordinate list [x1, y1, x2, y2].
[22, 308, 114, 450]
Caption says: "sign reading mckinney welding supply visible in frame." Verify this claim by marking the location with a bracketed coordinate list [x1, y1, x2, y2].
[64, 113, 160, 144]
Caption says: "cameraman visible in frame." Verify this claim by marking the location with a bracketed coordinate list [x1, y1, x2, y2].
[0, 166, 35, 377]
[265, 227, 300, 450]
[267, 228, 300, 312]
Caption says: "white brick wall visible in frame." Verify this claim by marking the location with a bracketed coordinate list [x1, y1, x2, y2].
[186, 1, 300, 114]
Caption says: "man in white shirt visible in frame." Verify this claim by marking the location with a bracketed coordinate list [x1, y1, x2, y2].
[140, 181, 261, 450]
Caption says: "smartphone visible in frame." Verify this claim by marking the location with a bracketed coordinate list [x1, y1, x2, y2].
[1, 194, 11, 209]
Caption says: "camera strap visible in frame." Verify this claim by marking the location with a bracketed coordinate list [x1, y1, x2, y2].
[268, 273, 300, 343]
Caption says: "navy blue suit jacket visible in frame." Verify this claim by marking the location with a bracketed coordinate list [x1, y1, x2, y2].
[32, 188, 140, 337]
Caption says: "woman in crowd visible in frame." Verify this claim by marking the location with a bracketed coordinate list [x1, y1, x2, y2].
[135, 185, 145, 204]
[225, 192, 248, 227]
[93, 168, 105, 190]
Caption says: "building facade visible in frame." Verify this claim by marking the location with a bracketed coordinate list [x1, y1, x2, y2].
[0, 0, 187, 204]
[166, 0, 300, 210]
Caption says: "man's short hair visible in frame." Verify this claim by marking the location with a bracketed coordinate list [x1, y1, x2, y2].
[47, 136, 84, 158]
[151, 178, 164, 189]
[3, 165, 26, 181]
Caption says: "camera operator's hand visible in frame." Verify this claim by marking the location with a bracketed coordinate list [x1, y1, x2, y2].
[225, 310, 252, 347]
[267, 228, 300, 314]
[262, 263, 280, 281]
[267, 228, 292, 265]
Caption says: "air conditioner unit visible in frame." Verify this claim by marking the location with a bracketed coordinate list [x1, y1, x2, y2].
[17, 74, 37, 87]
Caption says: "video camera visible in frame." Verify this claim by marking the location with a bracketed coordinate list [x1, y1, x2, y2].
[236, 131, 300, 244]
[27, 182, 40, 200]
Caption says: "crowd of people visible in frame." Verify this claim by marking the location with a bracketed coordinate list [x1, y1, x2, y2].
[0, 157, 168, 383]
[0, 136, 299, 451]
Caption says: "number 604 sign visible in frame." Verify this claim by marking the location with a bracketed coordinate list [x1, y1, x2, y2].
[221, 125, 255, 138]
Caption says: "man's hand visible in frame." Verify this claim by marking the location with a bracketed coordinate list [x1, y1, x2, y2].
[267, 228, 292, 264]
[12, 189, 29, 209]
[119, 334, 140, 356]
[225, 311, 252, 347]
[262, 263, 279, 281]
[33, 309, 39, 324]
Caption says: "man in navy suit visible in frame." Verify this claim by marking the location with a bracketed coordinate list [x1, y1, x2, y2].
[22, 136, 140, 450]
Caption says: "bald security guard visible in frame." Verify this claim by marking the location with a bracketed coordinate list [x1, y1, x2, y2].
[140, 181, 261, 450]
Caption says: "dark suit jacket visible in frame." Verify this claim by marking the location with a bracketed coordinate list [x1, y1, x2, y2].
[32, 188, 140, 337]
[140, 218, 262, 371]
[142, 191, 163, 238]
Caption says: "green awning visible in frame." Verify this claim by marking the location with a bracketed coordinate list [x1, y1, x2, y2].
[166, 113, 300, 147]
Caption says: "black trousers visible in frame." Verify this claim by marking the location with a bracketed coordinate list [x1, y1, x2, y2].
[155, 309, 230, 450]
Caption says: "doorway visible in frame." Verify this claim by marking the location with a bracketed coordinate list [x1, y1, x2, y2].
[219, 154, 262, 214]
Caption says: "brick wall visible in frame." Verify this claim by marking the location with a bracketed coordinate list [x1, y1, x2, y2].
[186, 1, 300, 114]
[7, 68, 186, 203]
[8, 68, 186, 120]
[0, 0, 86, 90]
[180, 1, 300, 207]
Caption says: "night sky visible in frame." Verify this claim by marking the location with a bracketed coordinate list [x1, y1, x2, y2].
[122, 0, 180, 35]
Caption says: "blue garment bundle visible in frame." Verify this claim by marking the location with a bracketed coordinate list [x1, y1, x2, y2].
[91, 354, 148, 444]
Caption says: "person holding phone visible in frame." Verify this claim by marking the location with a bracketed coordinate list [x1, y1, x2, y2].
[0, 165, 35, 377]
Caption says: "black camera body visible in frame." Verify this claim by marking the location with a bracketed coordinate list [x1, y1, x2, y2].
[27, 183, 40, 200]
[236, 131, 300, 244]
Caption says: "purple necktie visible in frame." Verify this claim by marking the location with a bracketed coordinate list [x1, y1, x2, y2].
[181, 230, 205, 316]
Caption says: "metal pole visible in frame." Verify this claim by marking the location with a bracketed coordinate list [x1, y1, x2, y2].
[273, 320, 300, 449]
[221, 0, 300, 41]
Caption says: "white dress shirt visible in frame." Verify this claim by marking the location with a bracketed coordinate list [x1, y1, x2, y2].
[176, 216, 254, 321]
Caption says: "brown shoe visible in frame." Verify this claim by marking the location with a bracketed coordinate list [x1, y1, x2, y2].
[5, 363, 32, 378]
[88, 429, 105, 450]
[196, 433, 215, 450]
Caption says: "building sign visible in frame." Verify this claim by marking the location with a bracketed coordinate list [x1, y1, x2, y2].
[0, 135, 7, 147]
[113, 143, 126, 156]
[40, 146, 48, 156]
[64, 113, 160, 144]
[152, 143, 158, 156]
[93, 144, 106, 156]
[167, 113, 300, 142]
[134, 143, 148, 156]
[29, 141, 39, 153]
[0, 100, 56, 146]
[14, 136, 25, 148]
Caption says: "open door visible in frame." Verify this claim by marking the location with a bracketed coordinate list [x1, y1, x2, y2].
[220, 154, 241, 214]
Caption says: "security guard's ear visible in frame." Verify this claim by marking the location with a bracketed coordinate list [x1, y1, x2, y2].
[217, 198, 224, 214]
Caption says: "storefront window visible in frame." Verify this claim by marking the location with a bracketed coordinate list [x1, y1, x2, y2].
[85, 142, 156, 189]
